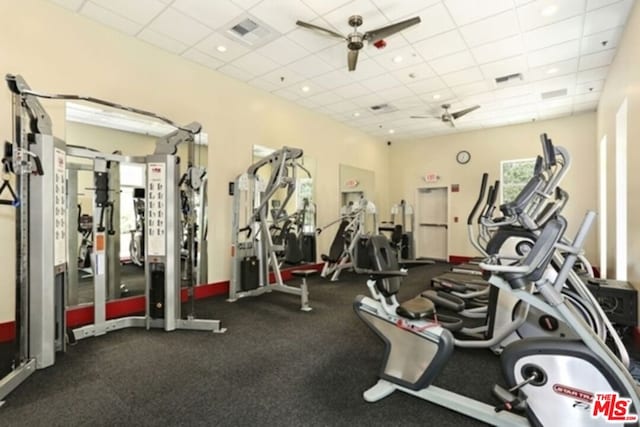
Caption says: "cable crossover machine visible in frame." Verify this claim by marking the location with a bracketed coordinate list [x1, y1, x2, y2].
[0, 74, 224, 404]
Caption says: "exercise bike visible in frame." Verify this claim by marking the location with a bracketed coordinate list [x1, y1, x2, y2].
[354, 212, 639, 426]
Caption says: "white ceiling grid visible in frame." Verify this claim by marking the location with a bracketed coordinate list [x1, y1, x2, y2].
[50, 0, 635, 139]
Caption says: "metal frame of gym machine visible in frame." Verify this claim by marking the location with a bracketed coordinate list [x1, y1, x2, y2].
[0, 74, 67, 403]
[0, 74, 225, 404]
[229, 146, 312, 311]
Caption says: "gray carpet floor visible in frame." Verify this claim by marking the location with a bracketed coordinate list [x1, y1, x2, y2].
[1, 263, 502, 426]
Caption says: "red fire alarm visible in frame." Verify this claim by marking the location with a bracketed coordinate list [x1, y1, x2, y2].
[373, 39, 387, 49]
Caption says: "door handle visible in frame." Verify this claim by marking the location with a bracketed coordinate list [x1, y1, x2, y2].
[419, 223, 448, 229]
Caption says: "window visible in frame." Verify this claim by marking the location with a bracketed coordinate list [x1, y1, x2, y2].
[500, 158, 537, 204]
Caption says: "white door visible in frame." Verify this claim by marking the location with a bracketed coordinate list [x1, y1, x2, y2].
[416, 187, 448, 260]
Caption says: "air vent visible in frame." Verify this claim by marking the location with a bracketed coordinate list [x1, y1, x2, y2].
[224, 14, 279, 47]
[369, 103, 398, 114]
[541, 89, 568, 100]
[495, 72, 523, 85]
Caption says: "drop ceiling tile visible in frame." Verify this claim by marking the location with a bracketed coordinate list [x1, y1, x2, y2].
[256, 36, 310, 65]
[392, 96, 424, 109]
[407, 76, 447, 95]
[441, 67, 484, 87]
[493, 94, 539, 109]
[578, 48, 616, 70]
[250, 0, 317, 34]
[464, 91, 497, 105]
[419, 89, 457, 104]
[323, 0, 389, 35]
[444, 0, 514, 26]
[372, 0, 440, 21]
[248, 77, 280, 92]
[231, 51, 281, 77]
[307, 90, 344, 105]
[360, 74, 403, 92]
[459, 10, 520, 47]
[182, 48, 224, 69]
[170, 0, 244, 29]
[390, 63, 435, 84]
[523, 16, 583, 51]
[51, 0, 84, 11]
[583, 0, 633, 35]
[587, 0, 620, 11]
[539, 106, 572, 119]
[575, 79, 604, 94]
[533, 75, 576, 95]
[324, 99, 360, 114]
[303, 0, 352, 16]
[333, 82, 371, 99]
[350, 93, 386, 108]
[376, 85, 415, 101]
[413, 30, 467, 61]
[80, 2, 143, 35]
[218, 63, 255, 81]
[273, 87, 303, 101]
[90, 0, 167, 25]
[517, 0, 586, 31]
[493, 83, 532, 100]
[257, 67, 306, 89]
[538, 96, 574, 109]
[231, 0, 262, 10]
[573, 100, 599, 112]
[429, 51, 477, 75]
[195, 32, 250, 61]
[138, 28, 188, 54]
[580, 28, 622, 55]
[527, 40, 580, 68]
[401, 3, 456, 43]
[526, 58, 579, 81]
[577, 65, 609, 82]
[352, 58, 387, 80]
[311, 69, 357, 89]
[480, 55, 528, 80]
[372, 46, 424, 71]
[289, 80, 325, 94]
[451, 81, 493, 98]
[572, 91, 601, 104]
[287, 55, 335, 78]
[148, 7, 212, 45]
[471, 35, 525, 64]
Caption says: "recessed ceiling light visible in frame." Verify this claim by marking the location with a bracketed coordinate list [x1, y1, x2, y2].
[388, 129, 395, 134]
[541, 4, 558, 16]
[353, 112, 361, 117]
[301, 85, 310, 92]
[433, 94, 441, 100]
[547, 67, 558, 74]
[392, 55, 403, 63]
[216, 45, 227, 52]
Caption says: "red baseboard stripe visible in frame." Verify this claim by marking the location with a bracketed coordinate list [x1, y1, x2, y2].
[449, 255, 473, 265]
[2, 263, 324, 340]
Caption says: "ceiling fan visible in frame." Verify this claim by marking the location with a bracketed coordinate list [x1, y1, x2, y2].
[411, 104, 481, 128]
[295, 15, 421, 72]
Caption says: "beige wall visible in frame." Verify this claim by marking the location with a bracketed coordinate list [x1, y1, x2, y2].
[389, 112, 598, 260]
[0, 0, 390, 322]
[596, 2, 640, 281]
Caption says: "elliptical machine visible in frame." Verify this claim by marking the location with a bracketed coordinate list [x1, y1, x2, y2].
[354, 211, 639, 426]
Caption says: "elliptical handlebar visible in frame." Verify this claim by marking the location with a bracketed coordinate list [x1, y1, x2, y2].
[467, 173, 488, 225]
[540, 133, 556, 168]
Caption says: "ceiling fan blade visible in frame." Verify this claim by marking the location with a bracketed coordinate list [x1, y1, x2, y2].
[296, 20, 346, 40]
[410, 115, 438, 119]
[364, 16, 421, 43]
[451, 105, 481, 120]
[348, 49, 359, 72]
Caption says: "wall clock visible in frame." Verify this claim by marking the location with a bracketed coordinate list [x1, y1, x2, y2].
[456, 150, 471, 164]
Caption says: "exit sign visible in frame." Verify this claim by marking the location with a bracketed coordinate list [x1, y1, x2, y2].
[424, 173, 439, 183]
